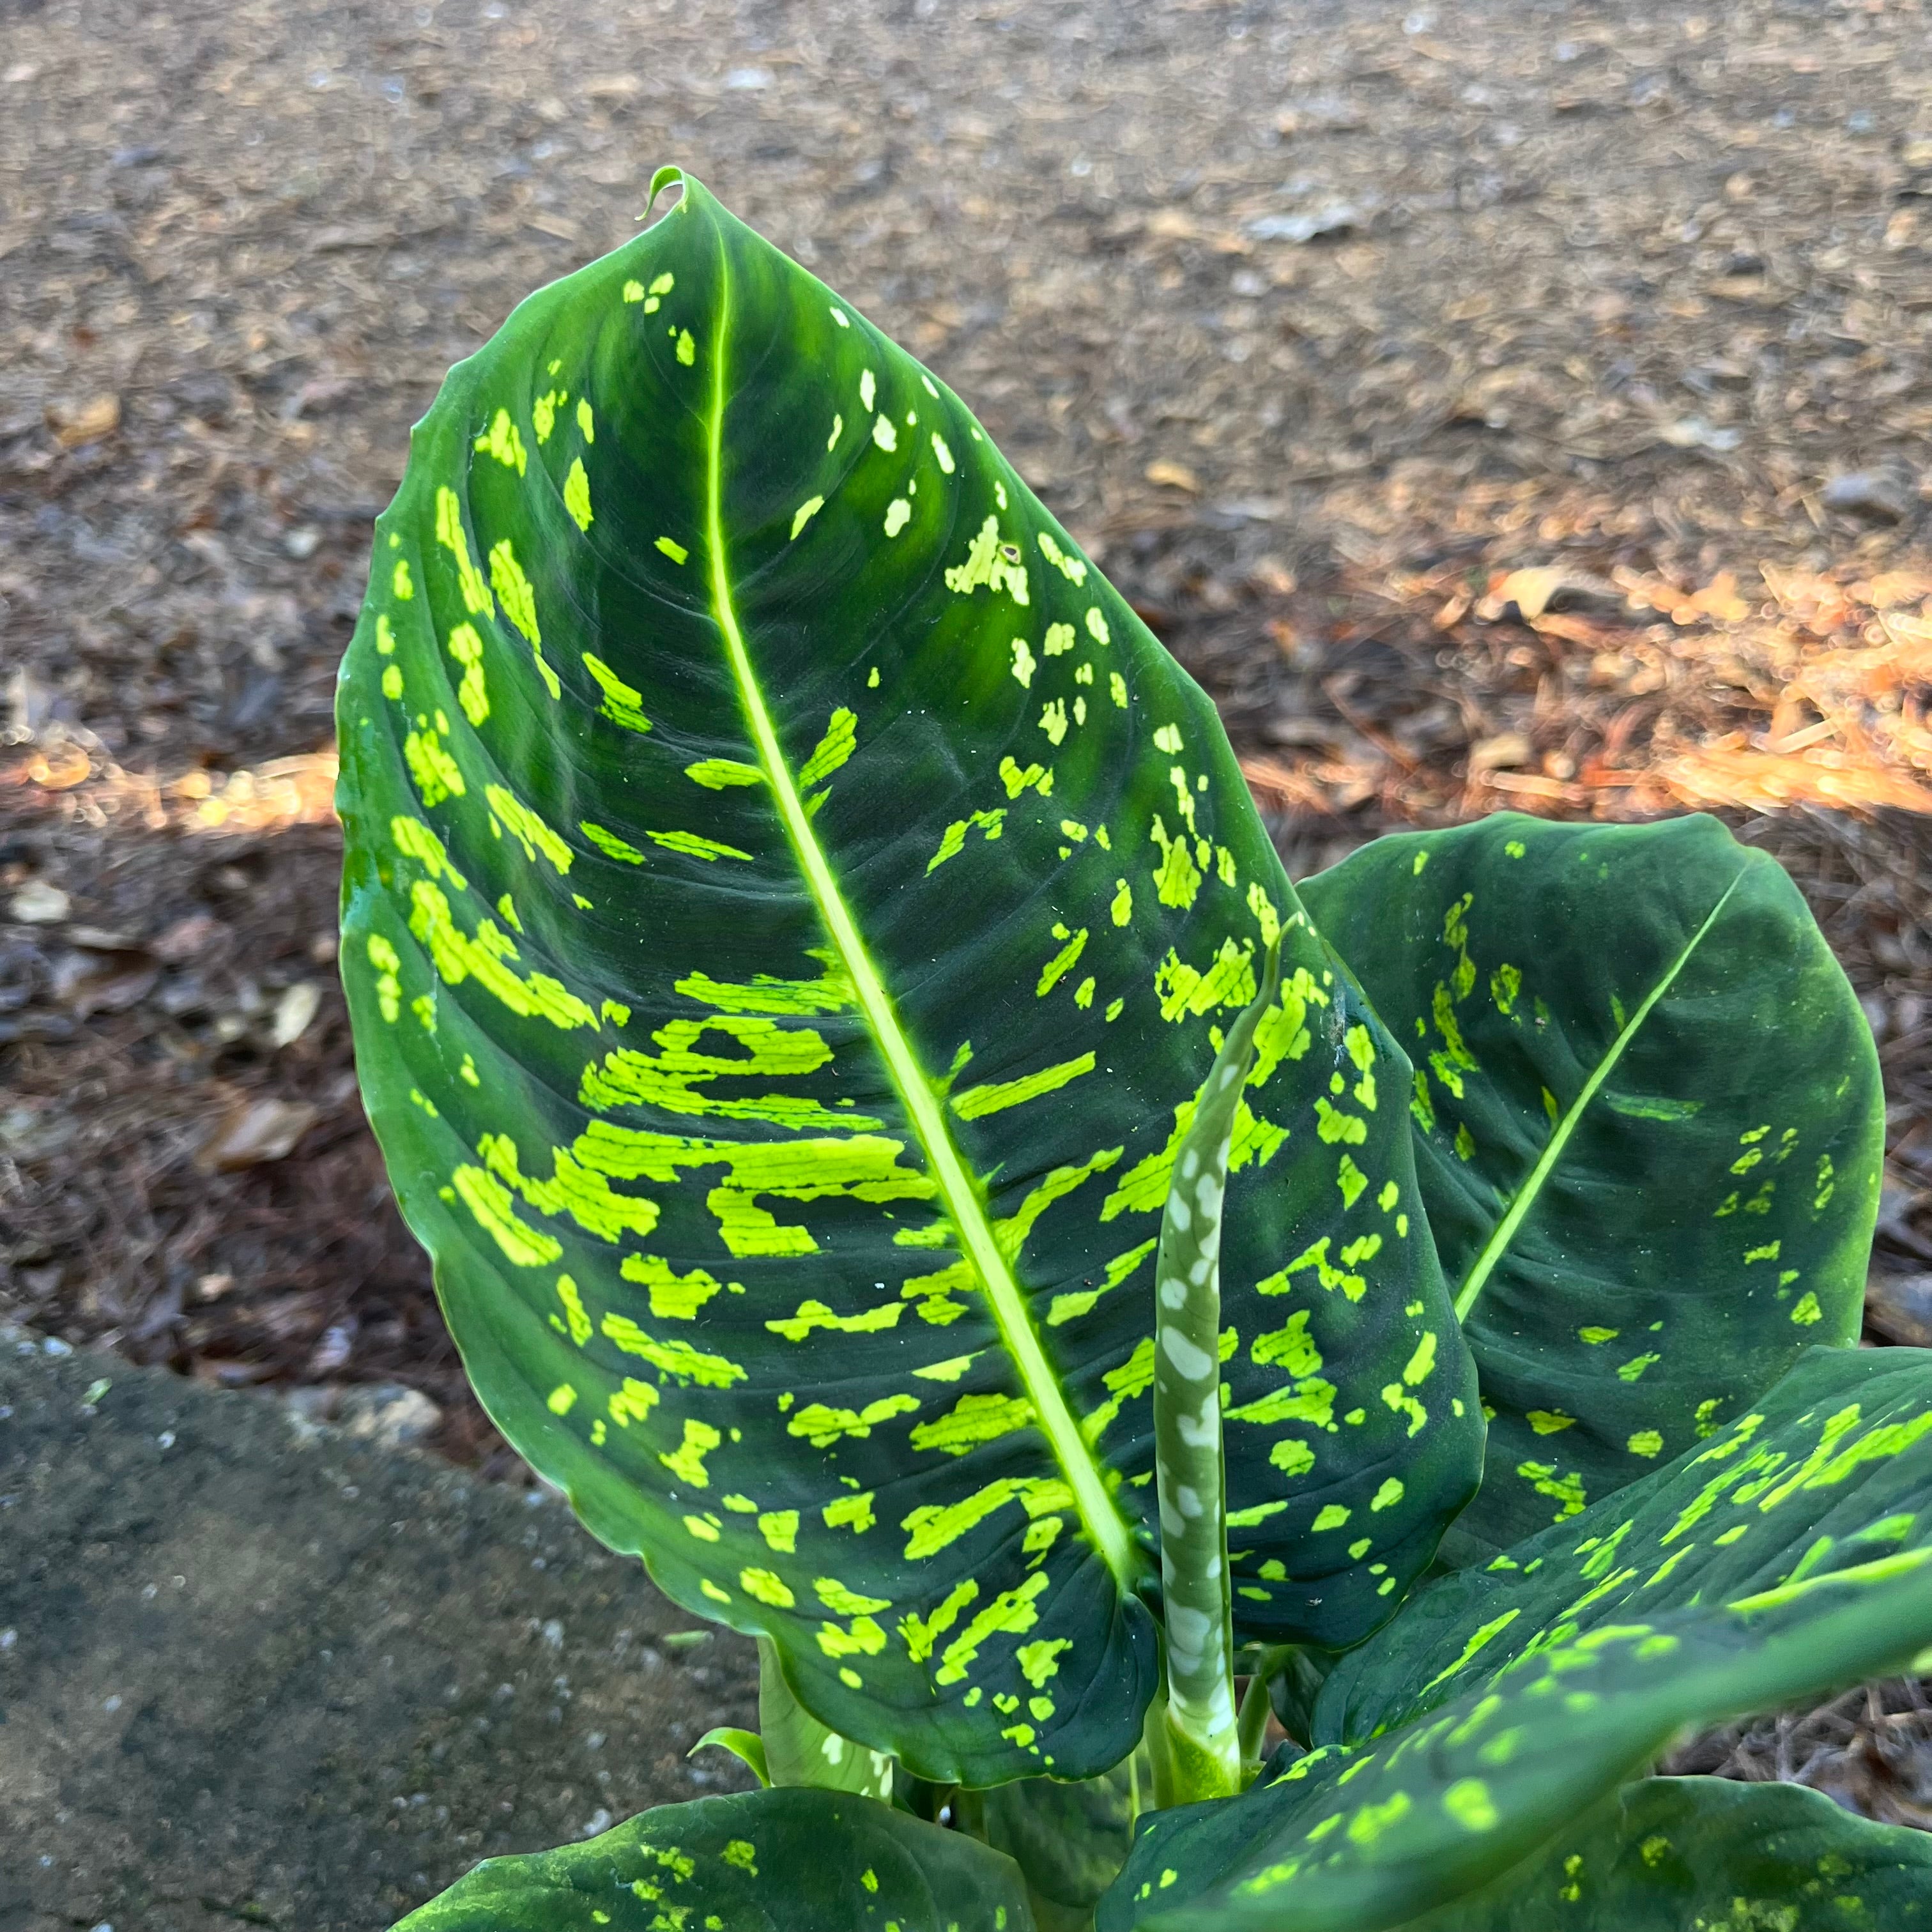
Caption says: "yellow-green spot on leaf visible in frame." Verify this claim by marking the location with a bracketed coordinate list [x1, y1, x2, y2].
[486, 535, 539, 640]
[656, 535, 689, 565]
[546, 1383, 577, 1415]
[790, 495, 824, 540]
[788, 1395, 921, 1449]
[684, 1516, 720, 1542]
[1579, 1326, 1619, 1345]
[452, 1164, 562, 1268]
[555, 1275, 592, 1346]
[1442, 1779, 1499, 1832]
[402, 717, 466, 809]
[1618, 1352, 1662, 1383]
[473, 407, 527, 475]
[563, 456, 593, 532]
[952, 1052, 1096, 1121]
[408, 882, 596, 1030]
[1370, 1478, 1405, 1512]
[1315, 1097, 1367, 1146]
[884, 498, 911, 537]
[1337, 1154, 1368, 1209]
[1312, 1504, 1351, 1531]
[738, 1568, 794, 1609]
[1628, 1429, 1664, 1457]
[621, 1254, 728, 1321]
[675, 329, 695, 365]
[581, 822, 646, 864]
[576, 397, 594, 443]
[914, 1354, 977, 1382]
[381, 664, 404, 700]
[758, 1510, 799, 1554]
[443, 620, 489, 725]
[623, 279, 644, 302]
[766, 1298, 903, 1342]
[434, 485, 491, 616]
[392, 815, 467, 891]
[1085, 606, 1110, 645]
[486, 784, 572, 875]
[1517, 1460, 1588, 1518]
[651, 272, 675, 296]
[686, 758, 763, 790]
[930, 431, 954, 473]
[392, 559, 414, 601]
[1528, 1410, 1577, 1435]
[1036, 924, 1088, 997]
[1149, 817, 1202, 910]
[602, 1314, 746, 1390]
[799, 709, 857, 789]
[659, 1418, 723, 1487]
[910, 1392, 1035, 1457]
[722, 1839, 757, 1875]
[944, 514, 1030, 605]
[645, 829, 755, 862]
[1791, 1290, 1823, 1325]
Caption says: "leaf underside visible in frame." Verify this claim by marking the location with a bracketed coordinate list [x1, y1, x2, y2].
[335, 167, 1481, 1786]
[1399, 1776, 1932, 1931]
[389, 1787, 1035, 1932]
[1099, 1345, 1932, 1931]
[1301, 813, 1884, 1560]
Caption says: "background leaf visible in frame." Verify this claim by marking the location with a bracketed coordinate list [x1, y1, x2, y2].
[390, 1786, 1034, 1932]
[1099, 1568, 1932, 1932]
[982, 1756, 1144, 1932]
[1300, 813, 1883, 1560]
[336, 167, 1482, 1785]
[1397, 1775, 1932, 1930]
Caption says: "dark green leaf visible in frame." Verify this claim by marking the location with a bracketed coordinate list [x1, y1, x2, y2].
[1300, 813, 1883, 1560]
[1099, 1567, 1932, 1931]
[336, 167, 1481, 1782]
[390, 1786, 1034, 1932]
[1317, 1344, 1932, 1745]
[983, 1755, 1145, 1932]
[1399, 1775, 1932, 1930]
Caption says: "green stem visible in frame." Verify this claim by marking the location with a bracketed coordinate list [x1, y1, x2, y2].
[1150, 942, 1282, 1805]
[1236, 1646, 1295, 1777]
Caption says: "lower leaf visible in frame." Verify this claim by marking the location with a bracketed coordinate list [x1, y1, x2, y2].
[1396, 1775, 1932, 1929]
[390, 1786, 1034, 1932]
[1096, 1570, 1932, 1931]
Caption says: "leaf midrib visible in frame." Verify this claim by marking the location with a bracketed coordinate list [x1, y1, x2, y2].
[1453, 867, 1748, 1324]
[696, 208, 1139, 1594]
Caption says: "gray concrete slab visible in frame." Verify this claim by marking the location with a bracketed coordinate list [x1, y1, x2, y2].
[0, 1329, 756, 1932]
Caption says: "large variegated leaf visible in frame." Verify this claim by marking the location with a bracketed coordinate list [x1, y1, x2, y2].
[1316, 1345, 1932, 1745]
[1401, 1776, 1932, 1930]
[390, 1788, 1034, 1932]
[1300, 813, 1883, 1560]
[1099, 1554, 1932, 1929]
[335, 167, 1482, 1787]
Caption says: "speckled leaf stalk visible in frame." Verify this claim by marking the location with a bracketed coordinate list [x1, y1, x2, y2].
[334, 164, 1482, 1790]
[1151, 944, 1282, 1802]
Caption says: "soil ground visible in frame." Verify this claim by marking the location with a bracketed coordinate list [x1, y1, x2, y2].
[3, 0, 1931, 1825]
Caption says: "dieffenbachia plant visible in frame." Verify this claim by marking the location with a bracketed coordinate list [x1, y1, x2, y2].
[335, 170, 1930, 1932]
